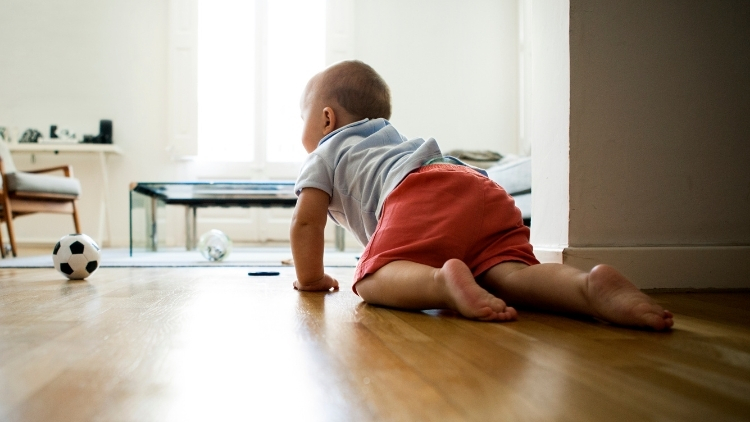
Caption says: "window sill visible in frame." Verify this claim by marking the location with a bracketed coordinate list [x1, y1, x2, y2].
[192, 160, 303, 180]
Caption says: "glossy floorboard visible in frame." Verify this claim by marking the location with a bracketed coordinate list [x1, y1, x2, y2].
[0, 265, 748, 421]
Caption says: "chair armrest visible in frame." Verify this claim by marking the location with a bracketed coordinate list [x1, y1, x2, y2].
[25, 165, 74, 178]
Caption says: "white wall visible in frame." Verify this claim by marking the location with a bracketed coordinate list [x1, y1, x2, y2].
[0, 0, 197, 247]
[0, 0, 520, 247]
[353, 0, 519, 154]
[525, 0, 570, 262]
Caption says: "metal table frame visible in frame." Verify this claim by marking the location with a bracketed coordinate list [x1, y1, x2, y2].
[129, 181, 345, 255]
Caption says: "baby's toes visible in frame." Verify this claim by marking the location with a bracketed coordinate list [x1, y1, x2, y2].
[474, 306, 498, 321]
[487, 297, 508, 312]
[498, 306, 518, 321]
[644, 311, 673, 330]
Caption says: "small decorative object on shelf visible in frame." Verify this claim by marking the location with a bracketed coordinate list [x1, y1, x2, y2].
[18, 128, 42, 143]
[45, 126, 78, 144]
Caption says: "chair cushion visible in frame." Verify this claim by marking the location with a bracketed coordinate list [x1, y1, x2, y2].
[6, 172, 81, 196]
[0, 142, 17, 173]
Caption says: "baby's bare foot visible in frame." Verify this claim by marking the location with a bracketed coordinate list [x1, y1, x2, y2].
[587, 264, 674, 330]
[438, 259, 517, 322]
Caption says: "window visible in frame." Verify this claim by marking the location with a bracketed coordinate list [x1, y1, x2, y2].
[196, 0, 326, 164]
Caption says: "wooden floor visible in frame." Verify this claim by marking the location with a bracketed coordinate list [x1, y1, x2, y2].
[0, 261, 749, 421]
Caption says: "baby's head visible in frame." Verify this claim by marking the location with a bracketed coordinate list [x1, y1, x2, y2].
[300, 60, 391, 152]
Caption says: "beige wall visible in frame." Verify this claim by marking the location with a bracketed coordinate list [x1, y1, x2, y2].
[569, 0, 750, 247]
[561, 0, 750, 287]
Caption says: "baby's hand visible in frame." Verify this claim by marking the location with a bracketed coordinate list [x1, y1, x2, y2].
[293, 273, 340, 292]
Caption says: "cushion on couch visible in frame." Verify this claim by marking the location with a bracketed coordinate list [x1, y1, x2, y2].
[486, 156, 531, 220]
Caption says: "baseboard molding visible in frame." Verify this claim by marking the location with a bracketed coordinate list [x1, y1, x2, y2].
[13, 238, 749, 289]
[13, 237, 60, 246]
[563, 245, 750, 289]
[531, 246, 565, 264]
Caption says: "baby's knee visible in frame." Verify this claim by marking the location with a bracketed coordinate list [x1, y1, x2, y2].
[353, 276, 376, 301]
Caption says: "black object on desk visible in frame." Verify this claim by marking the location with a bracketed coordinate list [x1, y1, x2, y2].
[99, 120, 112, 144]
[82, 119, 113, 144]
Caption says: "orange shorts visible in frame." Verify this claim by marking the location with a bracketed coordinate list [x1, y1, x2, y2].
[353, 164, 539, 294]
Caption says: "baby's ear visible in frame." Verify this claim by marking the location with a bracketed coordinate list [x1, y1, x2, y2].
[322, 106, 337, 135]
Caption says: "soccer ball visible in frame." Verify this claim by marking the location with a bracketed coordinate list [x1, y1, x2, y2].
[52, 234, 101, 280]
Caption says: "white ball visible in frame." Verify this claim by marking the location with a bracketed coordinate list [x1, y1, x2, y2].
[52, 234, 101, 280]
[198, 229, 232, 262]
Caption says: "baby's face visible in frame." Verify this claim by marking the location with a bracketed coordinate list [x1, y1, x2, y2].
[300, 78, 325, 153]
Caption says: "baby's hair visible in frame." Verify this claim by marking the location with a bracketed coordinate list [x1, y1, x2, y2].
[321, 60, 392, 120]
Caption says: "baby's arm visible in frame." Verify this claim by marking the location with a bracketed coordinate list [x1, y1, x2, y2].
[290, 187, 339, 291]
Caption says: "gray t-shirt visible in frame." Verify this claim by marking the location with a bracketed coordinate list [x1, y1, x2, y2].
[295, 118, 442, 247]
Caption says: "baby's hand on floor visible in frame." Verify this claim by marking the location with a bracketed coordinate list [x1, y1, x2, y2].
[293, 273, 340, 292]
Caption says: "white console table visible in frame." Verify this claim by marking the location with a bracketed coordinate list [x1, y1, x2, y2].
[8, 143, 123, 246]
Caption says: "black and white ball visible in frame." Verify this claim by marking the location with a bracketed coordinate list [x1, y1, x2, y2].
[52, 234, 101, 280]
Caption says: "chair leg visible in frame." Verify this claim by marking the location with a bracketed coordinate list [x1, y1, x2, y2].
[0, 219, 5, 259]
[5, 212, 17, 258]
[72, 200, 82, 234]
[1, 188, 15, 257]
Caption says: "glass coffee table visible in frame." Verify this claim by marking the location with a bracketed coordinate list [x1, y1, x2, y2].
[129, 181, 346, 255]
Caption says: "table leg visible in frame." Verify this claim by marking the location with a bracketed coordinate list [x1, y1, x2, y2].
[185, 207, 191, 250]
[185, 206, 198, 250]
[129, 190, 133, 256]
[98, 151, 112, 247]
[150, 196, 158, 251]
[192, 207, 197, 249]
[335, 226, 345, 251]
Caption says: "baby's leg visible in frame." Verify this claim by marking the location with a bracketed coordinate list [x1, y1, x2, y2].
[355, 259, 518, 322]
[480, 262, 674, 330]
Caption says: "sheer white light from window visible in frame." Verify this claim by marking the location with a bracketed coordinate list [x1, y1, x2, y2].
[266, 0, 326, 162]
[197, 0, 326, 163]
[197, 1, 256, 162]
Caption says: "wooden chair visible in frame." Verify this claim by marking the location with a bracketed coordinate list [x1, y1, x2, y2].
[0, 143, 81, 258]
